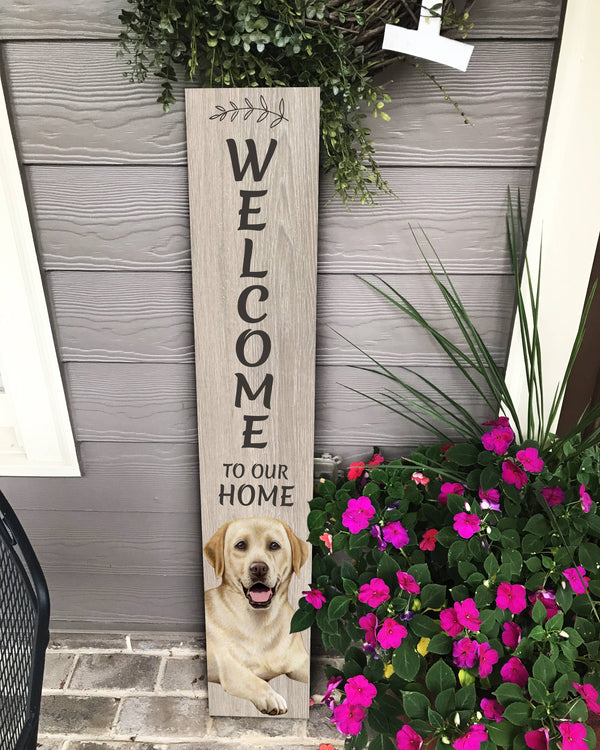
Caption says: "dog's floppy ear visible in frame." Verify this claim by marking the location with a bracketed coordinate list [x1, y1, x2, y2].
[282, 521, 309, 576]
[203, 522, 230, 580]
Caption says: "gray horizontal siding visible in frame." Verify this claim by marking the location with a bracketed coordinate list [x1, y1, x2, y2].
[5, 41, 552, 166]
[48, 272, 514, 365]
[29, 165, 533, 273]
[0, 0, 561, 628]
[0, 0, 562, 40]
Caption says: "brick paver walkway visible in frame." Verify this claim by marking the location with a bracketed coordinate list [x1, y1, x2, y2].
[39, 633, 342, 750]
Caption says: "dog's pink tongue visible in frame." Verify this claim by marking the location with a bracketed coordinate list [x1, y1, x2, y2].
[250, 588, 271, 603]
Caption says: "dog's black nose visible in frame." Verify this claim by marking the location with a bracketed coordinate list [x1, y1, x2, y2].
[250, 561, 269, 578]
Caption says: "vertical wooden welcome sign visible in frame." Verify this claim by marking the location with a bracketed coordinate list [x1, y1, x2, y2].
[186, 88, 320, 719]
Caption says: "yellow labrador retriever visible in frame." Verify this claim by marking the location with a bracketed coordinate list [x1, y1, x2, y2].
[203, 517, 310, 715]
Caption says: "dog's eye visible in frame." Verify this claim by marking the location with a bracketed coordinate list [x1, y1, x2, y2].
[268, 541, 281, 550]
[234, 541, 247, 550]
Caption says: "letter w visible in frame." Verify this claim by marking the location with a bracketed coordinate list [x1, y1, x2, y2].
[226, 139, 278, 182]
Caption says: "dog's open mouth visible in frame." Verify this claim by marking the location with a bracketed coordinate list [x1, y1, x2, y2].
[243, 583, 276, 609]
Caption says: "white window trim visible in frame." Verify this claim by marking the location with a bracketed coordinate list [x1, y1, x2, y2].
[0, 79, 80, 476]
[504, 0, 600, 433]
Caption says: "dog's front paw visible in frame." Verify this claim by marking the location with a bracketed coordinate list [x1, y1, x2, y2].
[255, 686, 288, 716]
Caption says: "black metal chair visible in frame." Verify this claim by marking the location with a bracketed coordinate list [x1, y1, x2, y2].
[0, 489, 50, 750]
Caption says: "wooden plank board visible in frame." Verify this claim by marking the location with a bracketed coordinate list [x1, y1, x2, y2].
[0, 0, 562, 40]
[16, 509, 202, 575]
[186, 88, 319, 718]
[48, 272, 514, 365]
[29, 165, 532, 273]
[1, 442, 200, 512]
[44, 571, 204, 630]
[4, 41, 553, 165]
[370, 41, 554, 164]
[62, 363, 497, 444]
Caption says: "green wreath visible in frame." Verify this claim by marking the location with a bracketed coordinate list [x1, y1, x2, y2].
[118, 1, 474, 205]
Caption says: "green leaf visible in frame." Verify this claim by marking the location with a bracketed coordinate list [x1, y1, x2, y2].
[503, 701, 531, 725]
[580, 542, 600, 570]
[421, 583, 447, 609]
[455, 684, 476, 711]
[407, 563, 431, 585]
[484, 553, 499, 577]
[289, 607, 315, 633]
[377, 552, 400, 585]
[368, 707, 390, 734]
[392, 640, 421, 682]
[480, 463, 500, 491]
[328, 595, 350, 621]
[532, 599, 547, 624]
[428, 708, 445, 728]
[343, 577, 358, 595]
[501, 529, 520, 549]
[410, 614, 441, 638]
[570, 699, 589, 723]
[522, 534, 544, 555]
[446, 443, 479, 465]
[307, 508, 325, 531]
[427, 633, 452, 654]
[527, 677, 549, 703]
[532, 654, 556, 685]
[368, 734, 396, 750]
[402, 690, 430, 720]
[426, 658, 456, 694]
[435, 687, 455, 716]
[341, 561, 358, 581]
[523, 514, 550, 537]
[494, 682, 526, 705]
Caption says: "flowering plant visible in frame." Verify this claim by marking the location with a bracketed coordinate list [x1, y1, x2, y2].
[293, 198, 600, 750]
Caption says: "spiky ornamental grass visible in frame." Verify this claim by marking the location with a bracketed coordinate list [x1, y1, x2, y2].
[117, 0, 474, 206]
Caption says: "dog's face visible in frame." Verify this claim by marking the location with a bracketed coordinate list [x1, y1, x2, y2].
[204, 517, 308, 610]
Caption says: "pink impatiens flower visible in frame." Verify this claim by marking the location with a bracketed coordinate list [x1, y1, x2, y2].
[478, 642, 499, 678]
[397, 571, 421, 594]
[345, 675, 377, 707]
[563, 566, 590, 594]
[558, 722, 588, 750]
[516, 447, 544, 473]
[419, 528, 438, 552]
[455, 598, 481, 632]
[500, 656, 528, 688]
[541, 486, 564, 507]
[396, 725, 424, 750]
[411, 471, 430, 486]
[481, 697, 504, 722]
[382, 521, 410, 549]
[501, 460, 528, 489]
[483, 416, 511, 428]
[453, 723, 488, 750]
[347, 462, 365, 481]
[525, 728, 549, 750]
[501, 622, 522, 650]
[342, 496, 376, 534]
[482, 425, 514, 455]
[453, 513, 481, 539]
[529, 588, 560, 621]
[496, 582, 527, 614]
[376, 618, 408, 649]
[479, 487, 501, 512]
[439, 482, 465, 505]
[322, 675, 343, 709]
[580, 484, 593, 513]
[303, 588, 326, 609]
[368, 453, 385, 466]
[319, 532, 333, 551]
[358, 613, 378, 649]
[453, 637, 479, 668]
[573, 682, 600, 713]
[440, 606, 463, 637]
[358, 578, 390, 607]
[331, 701, 365, 735]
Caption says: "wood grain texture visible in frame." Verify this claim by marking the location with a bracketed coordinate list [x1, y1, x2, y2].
[0, 0, 562, 40]
[48, 272, 514, 365]
[44, 571, 204, 630]
[62, 363, 498, 445]
[16, 509, 202, 575]
[4, 41, 553, 165]
[29, 165, 532, 273]
[186, 87, 319, 719]
[1, 442, 200, 512]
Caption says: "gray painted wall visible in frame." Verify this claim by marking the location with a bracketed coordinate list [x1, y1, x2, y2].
[0, 0, 561, 629]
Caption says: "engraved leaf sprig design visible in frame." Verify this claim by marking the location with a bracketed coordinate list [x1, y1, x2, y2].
[210, 97, 287, 128]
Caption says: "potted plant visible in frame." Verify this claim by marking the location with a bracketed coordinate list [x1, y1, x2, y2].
[293, 199, 600, 750]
